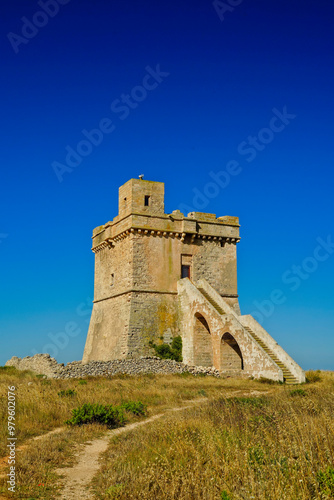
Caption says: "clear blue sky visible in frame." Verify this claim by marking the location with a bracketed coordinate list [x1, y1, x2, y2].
[1, 0, 333, 369]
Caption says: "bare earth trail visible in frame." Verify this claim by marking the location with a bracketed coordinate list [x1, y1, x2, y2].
[57, 390, 268, 500]
[57, 413, 166, 500]
[0, 390, 269, 499]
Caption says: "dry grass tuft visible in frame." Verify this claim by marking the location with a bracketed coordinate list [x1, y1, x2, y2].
[91, 371, 334, 500]
[1, 367, 333, 499]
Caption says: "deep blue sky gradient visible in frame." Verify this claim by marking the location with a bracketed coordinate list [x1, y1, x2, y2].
[1, 0, 333, 368]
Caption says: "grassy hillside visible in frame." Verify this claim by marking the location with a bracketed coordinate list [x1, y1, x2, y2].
[0, 367, 333, 499]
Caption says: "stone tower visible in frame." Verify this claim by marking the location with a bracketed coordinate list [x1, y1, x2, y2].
[83, 178, 305, 384]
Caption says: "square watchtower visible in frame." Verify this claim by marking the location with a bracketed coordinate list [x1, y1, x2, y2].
[83, 178, 240, 362]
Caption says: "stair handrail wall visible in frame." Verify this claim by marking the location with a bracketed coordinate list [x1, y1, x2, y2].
[192, 279, 283, 378]
[196, 279, 240, 317]
[196, 279, 305, 383]
[240, 315, 305, 383]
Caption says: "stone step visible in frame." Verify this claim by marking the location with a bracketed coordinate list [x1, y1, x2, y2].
[197, 288, 225, 315]
[241, 325, 298, 384]
[197, 287, 298, 385]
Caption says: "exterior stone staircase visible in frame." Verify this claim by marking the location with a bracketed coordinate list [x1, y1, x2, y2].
[197, 287, 225, 315]
[242, 325, 299, 385]
[197, 285, 299, 384]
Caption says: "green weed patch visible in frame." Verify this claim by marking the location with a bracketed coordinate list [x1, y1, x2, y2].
[65, 401, 146, 428]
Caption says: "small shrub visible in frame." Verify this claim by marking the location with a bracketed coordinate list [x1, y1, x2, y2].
[78, 380, 87, 385]
[35, 374, 46, 379]
[171, 335, 182, 354]
[120, 401, 146, 416]
[58, 389, 77, 397]
[221, 491, 232, 500]
[289, 388, 306, 397]
[65, 401, 146, 428]
[306, 370, 322, 383]
[317, 467, 334, 496]
[66, 403, 126, 428]
[149, 335, 183, 362]
[198, 389, 207, 397]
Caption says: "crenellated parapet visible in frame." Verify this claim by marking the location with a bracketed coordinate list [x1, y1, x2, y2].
[92, 210, 240, 253]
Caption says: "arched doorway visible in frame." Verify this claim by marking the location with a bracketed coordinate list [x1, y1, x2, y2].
[193, 313, 213, 367]
[220, 332, 243, 370]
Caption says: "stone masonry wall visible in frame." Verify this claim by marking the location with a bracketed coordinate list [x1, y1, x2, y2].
[6, 354, 223, 379]
[220, 333, 243, 370]
[83, 233, 134, 362]
[5, 354, 62, 377]
[84, 231, 240, 363]
[192, 239, 238, 300]
[128, 292, 179, 356]
[193, 315, 213, 367]
[82, 293, 131, 362]
[94, 236, 133, 300]
[118, 179, 165, 219]
[131, 232, 238, 299]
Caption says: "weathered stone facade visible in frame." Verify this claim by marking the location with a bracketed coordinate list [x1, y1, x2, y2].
[83, 178, 305, 383]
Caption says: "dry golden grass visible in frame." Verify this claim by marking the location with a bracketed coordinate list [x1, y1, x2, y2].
[0, 367, 333, 499]
[91, 372, 334, 500]
[0, 367, 278, 458]
[0, 367, 270, 499]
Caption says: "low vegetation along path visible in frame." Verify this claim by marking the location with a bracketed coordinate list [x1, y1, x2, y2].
[57, 390, 267, 500]
[57, 413, 165, 500]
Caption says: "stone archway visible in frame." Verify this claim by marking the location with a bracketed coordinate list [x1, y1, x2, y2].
[220, 332, 243, 371]
[193, 313, 213, 367]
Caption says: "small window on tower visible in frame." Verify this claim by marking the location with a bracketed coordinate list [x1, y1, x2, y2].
[110, 273, 114, 286]
[181, 254, 192, 280]
[144, 195, 150, 206]
[181, 265, 191, 279]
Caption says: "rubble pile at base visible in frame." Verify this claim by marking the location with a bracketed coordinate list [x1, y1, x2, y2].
[5, 353, 222, 379]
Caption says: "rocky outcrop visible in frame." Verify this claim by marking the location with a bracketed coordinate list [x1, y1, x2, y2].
[5, 354, 63, 378]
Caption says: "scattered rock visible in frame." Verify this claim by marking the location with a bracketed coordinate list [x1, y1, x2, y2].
[5, 354, 221, 379]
